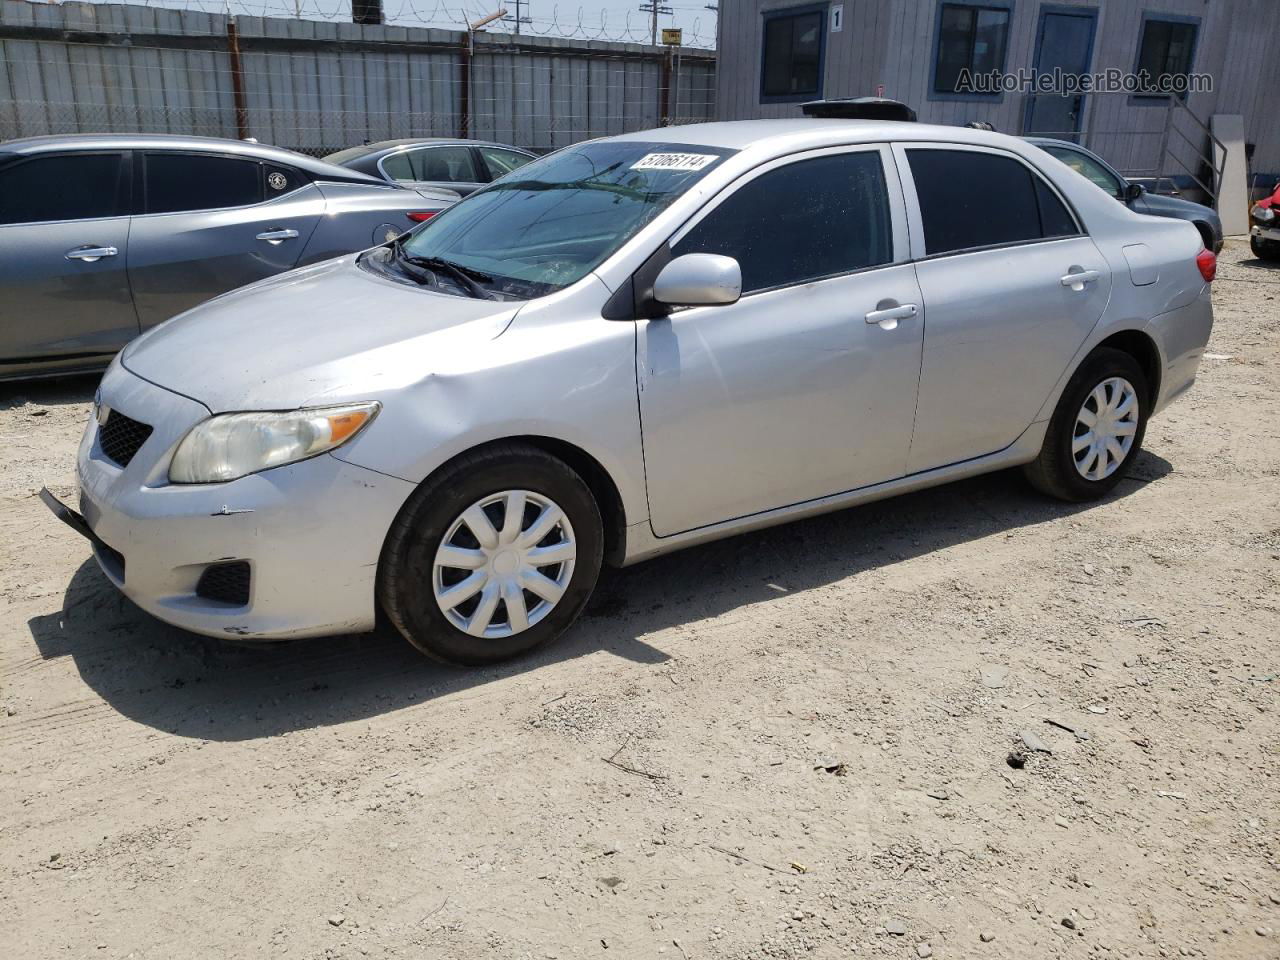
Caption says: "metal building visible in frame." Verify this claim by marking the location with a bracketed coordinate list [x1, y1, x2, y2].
[715, 0, 1279, 199]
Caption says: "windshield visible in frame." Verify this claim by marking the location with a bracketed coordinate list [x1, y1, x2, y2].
[396, 140, 734, 298]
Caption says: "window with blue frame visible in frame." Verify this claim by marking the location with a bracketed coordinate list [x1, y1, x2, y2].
[933, 2, 1011, 95]
[761, 6, 825, 102]
[1135, 16, 1198, 98]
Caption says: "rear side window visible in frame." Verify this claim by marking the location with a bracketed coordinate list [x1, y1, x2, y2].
[907, 149, 1078, 255]
[144, 153, 264, 214]
[0, 154, 125, 225]
[1042, 145, 1123, 197]
[383, 146, 479, 184]
[673, 151, 892, 293]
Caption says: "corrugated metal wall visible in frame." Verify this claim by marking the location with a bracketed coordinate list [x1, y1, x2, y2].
[0, 0, 716, 154]
[717, 0, 1280, 184]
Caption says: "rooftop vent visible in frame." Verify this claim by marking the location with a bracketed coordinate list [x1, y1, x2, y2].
[800, 98, 917, 122]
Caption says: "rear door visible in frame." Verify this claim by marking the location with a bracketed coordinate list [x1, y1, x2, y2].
[0, 151, 138, 365]
[126, 152, 324, 329]
[380, 145, 485, 197]
[896, 144, 1111, 473]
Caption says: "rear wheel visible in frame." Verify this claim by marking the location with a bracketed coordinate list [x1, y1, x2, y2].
[1251, 235, 1280, 262]
[1023, 348, 1149, 502]
[378, 443, 603, 664]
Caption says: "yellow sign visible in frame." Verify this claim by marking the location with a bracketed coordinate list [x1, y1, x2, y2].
[661, 27, 683, 46]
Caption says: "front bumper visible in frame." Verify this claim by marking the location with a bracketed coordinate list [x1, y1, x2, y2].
[56, 365, 415, 640]
[1251, 224, 1280, 243]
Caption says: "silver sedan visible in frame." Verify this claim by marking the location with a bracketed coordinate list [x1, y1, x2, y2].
[44, 119, 1216, 664]
[0, 134, 454, 380]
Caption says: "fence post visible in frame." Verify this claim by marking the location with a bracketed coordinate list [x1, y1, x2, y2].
[226, 21, 249, 140]
[659, 47, 672, 125]
[459, 35, 471, 139]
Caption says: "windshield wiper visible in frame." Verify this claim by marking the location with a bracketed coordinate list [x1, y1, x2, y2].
[389, 237, 496, 300]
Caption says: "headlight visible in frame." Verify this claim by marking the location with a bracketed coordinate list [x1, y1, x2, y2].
[169, 402, 379, 483]
[1253, 203, 1275, 223]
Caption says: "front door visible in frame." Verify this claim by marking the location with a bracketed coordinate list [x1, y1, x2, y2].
[637, 147, 925, 537]
[899, 145, 1111, 473]
[0, 151, 138, 367]
[1024, 7, 1098, 139]
[127, 152, 323, 329]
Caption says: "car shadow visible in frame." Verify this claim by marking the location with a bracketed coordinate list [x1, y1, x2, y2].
[0, 372, 100, 410]
[28, 452, 1172, 742]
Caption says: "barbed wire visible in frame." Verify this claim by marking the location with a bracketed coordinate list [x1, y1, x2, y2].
[59, 0, 717, 47]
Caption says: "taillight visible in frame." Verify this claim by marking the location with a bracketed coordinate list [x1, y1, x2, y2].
[406, 211, 436, 223]
[1195, 248, 1216, 282]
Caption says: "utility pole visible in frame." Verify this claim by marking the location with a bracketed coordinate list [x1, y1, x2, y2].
[505, 0, 531, 34]
[638, 0, 673, 46]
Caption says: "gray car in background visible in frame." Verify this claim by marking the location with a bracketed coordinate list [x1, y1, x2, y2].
[0, 134, 454, 381]
[1026, 137, 1224, 253]
[325, 138, 536, 198]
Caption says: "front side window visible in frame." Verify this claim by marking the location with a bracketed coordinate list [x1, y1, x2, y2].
[1042, 145, 1123, 198]
[907, 149, 1078, 256]
[0, 154, 124, 225]
[761, 6, 825, 101]
[674, 151, 892, 294]
[383, 146, 479, 184]
[479, 146, 534, 180]
[397, 141, 732, 298]
[1135, 17, 1198, 99]
[144, 154, 263, 214]
[933, 2, 1010, 95]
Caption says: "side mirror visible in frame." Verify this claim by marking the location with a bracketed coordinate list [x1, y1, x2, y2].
[1123, 182, 1145, 202]
[652, 253, 742, 307]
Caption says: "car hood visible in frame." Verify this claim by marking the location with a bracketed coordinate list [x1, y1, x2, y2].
[121, 254, 520, 412]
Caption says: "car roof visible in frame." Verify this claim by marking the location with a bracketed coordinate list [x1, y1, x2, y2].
[606, 118, 1039, 155]
[0, 133, 388, 184]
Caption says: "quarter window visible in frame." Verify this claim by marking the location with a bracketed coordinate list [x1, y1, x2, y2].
[0, 154, 125, 225]
[933, 2, 1011, 95]
[382, 146, 479, 184]
[479, 147, 534, 180]
[145, 154, 263, 214]
[674, 152, 892, 294]
[761, 7, 825, 101]
[1041, 146, 1123, 198]
[906, 149, 1077, 256]
[1135, 18, 1198, 98]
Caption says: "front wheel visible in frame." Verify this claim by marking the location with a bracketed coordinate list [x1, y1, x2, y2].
[378, 443, 604, 664]
[1023, 348, 1149, 502]
[1251, 235, 1280, 262]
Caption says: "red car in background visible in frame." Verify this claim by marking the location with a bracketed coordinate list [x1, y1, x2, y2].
[1251, 183, 1280, 261]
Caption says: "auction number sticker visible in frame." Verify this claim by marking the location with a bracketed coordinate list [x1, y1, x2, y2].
[631, 152, 718, 172]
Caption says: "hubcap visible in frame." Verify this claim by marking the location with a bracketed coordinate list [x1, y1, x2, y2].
[432, 490, 576, 639]
[1072, 376, 1139, 481]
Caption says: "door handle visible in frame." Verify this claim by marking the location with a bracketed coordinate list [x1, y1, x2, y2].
[65, 245, 118, 262]
[1060, 269, 1101, 291]
[256, 228, 299, 244]
[864, 303, 918, 329]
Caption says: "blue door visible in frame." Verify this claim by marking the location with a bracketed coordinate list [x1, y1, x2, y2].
[1024, 7, 1097, 139]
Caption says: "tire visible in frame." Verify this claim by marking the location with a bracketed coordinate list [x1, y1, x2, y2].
[377, 442, 604, 665]
[1251, 235, 1280, 262]
[1023, 348, 1149, 502]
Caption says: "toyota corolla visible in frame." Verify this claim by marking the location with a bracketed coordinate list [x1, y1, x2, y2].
[43, 114, 1215, 664]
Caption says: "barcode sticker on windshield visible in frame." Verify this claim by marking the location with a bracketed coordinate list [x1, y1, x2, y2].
[631, 152, 718, 172]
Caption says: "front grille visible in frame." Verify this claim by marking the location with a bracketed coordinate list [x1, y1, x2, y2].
[98, 409, 154, 468]
[195, 561, 251, 606]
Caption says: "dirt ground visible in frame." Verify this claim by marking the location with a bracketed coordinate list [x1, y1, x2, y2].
[2, 238, 1277, 960]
